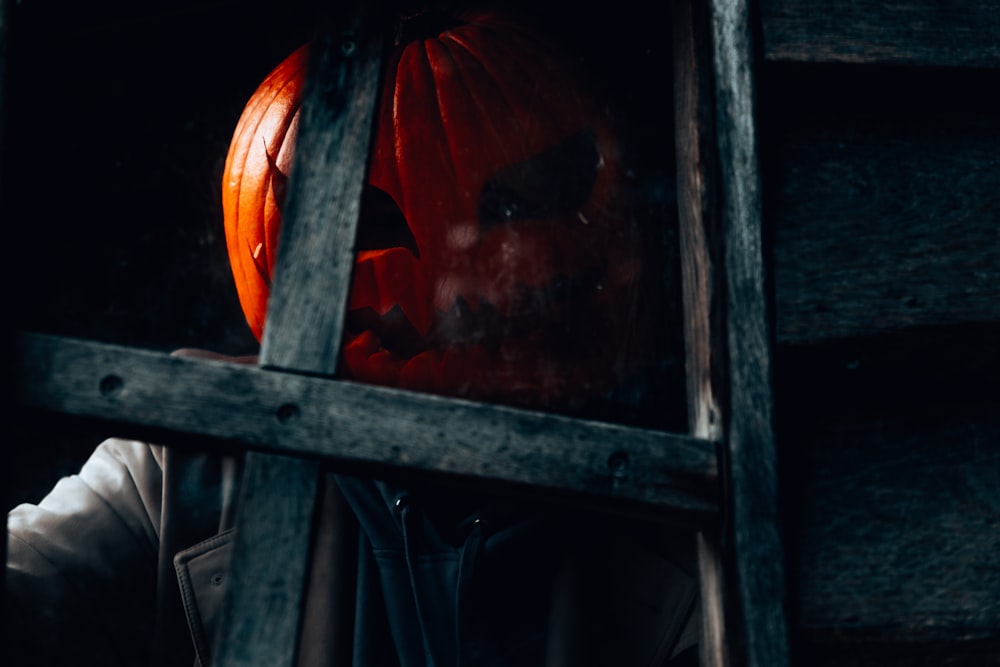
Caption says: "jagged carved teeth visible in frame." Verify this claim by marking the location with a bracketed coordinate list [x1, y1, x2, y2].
[346, 305, 426, 359]
[345, 297, 507, 360]
[349, 247, 431, 337]
[345, 265, 608, 361]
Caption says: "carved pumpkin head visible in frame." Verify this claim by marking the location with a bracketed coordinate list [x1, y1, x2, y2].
[223, 9, 655, 411]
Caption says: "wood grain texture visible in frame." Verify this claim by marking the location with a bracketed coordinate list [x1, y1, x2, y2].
[674, 0, 727, 447]
[217, 5, 385, 665]
[672, 0, 730, 664]
[760, 0, 1000, 67]
[788, 408, 1000, 643]
[710, 0, 791, 664]
[259, 19, 383, 373]
[771, 119, 1000, 345]
[13, 333, 720, 522]
[775, 330, 1000, 661]
[217, 452, 320, 667]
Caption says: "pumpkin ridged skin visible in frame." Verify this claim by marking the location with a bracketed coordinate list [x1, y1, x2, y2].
[223, 10, 651, 410]
[222, 44, 307, 340]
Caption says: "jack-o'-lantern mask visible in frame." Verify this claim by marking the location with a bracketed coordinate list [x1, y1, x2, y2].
[223, 10, 654, 411]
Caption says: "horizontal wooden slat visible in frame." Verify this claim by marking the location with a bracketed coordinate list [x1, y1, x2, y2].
[772, 119, 1000, 344]
[786, 407, 1000, 643]
[776, 328, 1000, 654]
[761, 0, 1000, 67]
[12, 332, 719, 523]
[795, 639, 1000, 667]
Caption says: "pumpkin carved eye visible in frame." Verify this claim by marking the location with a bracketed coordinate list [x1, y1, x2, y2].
[394, 9, 463, 45]
[477, 130, 600, 227]
[357, 186, 419, 257]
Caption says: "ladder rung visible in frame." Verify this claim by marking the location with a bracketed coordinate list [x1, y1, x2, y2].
[14, 332, 720, 524]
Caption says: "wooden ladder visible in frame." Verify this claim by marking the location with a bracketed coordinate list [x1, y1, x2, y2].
[9, 0, 792, 665]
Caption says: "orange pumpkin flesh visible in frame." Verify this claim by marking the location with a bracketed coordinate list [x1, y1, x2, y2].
[222, 43, 305, 337]
[223, 10, 651, 410]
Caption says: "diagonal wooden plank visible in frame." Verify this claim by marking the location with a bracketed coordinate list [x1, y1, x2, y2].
[212, 2, 386, 665]
[709, 0, 791, 665]
[13, 332, 720, 522]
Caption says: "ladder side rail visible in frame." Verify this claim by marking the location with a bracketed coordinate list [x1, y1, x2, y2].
[708, 0, 791, 665]
[215, 3, 386, 666]
[671, 0, 730, 665]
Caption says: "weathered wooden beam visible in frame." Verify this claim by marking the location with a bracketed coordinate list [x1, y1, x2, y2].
[672, 0, 731, 664]
[218, 451, 321, 667]
[761, 0, 1000, 67]
[675, 0, 727, 449]
[13, 332, 720, 522]
[213, 4, 386, 665]
[709, 0, 791, 665]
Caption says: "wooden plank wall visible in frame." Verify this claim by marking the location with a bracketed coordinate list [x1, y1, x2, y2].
[759, 0, 1000, 663]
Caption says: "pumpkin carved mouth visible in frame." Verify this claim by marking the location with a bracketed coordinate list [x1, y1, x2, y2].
[343, 243, 612, 403]
[346, 267, 604, 357]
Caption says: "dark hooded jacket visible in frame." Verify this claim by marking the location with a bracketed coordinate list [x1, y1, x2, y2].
[7, 438, 698, 666]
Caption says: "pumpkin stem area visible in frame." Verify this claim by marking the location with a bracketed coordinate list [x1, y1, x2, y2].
[394, 8, 464, 45]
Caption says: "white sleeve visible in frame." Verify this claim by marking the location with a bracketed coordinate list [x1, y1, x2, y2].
[6, 438, 164, 666]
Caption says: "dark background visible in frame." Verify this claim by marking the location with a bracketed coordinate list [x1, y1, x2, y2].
[4, 0, 680, 355]
[5, 0, 314, 356]
[3, 0, 316, 509]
